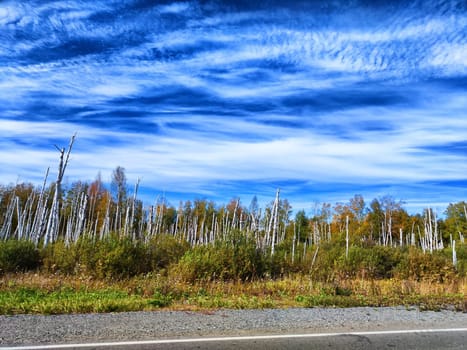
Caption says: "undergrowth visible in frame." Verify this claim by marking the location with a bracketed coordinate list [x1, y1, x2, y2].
[0, 235, 465, 314]
[0, 273, 465, 315]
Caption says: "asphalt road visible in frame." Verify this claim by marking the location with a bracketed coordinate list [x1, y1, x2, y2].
[1, 307, 466, 349]
[2, 329, 467, 350]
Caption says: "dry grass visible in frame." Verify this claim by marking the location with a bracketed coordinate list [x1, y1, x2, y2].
[1, 272, 465, 314]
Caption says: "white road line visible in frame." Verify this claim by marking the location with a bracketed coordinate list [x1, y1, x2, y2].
[2, 328, 467, 349]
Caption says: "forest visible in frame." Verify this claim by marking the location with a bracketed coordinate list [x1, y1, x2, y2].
[0, 138, 465, 313]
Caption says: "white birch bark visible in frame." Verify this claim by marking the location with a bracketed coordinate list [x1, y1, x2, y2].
[345, 215, 349, 259]
[452, 240, 457, 269]
[44, 134, 76, 246]
[270, 189, 280, 256]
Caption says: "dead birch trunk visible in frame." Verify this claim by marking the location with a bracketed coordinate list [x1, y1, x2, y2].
[1, 196, 17, 240]
[410, 221, 416, 246]
[270, 189, 280, 256]
[30, 168, 50, 245]
[230, 199, 239, 231]
[345, 215, 349, 259]
[291, 221, 296, 264]
[452, 240, 457, 269]
[44, 134, 76, 246]
[124, 178, 140, 239]
[100, 200, 110, 239]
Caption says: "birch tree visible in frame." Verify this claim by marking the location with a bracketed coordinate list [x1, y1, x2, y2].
[44, 133, 76, 246]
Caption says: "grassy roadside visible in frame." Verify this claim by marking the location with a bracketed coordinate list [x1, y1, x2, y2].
[1, 273, 465, 315]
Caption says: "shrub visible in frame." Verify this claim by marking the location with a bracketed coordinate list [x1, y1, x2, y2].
[173, 230, 266, 282]
[42, 235, 152, 279]
[336, 246, 401, 279]
[147, 234, 189, 272]
[309, 243, 343, 282]
[94, 235, 149, 279]
[0, 240, 40, 273]
[441, 242, 467, 277]
[266, 239, 295, 278]
[42, 236, 99, 275]
[41, 240, 77, 274]
[395, 247, 456, 282]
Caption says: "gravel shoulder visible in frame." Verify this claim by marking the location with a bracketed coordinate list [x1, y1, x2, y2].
[1, 307, 466, 346]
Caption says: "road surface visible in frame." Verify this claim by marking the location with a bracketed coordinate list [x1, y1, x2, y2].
[1, 307, 466, 349]
[2, 329, 467, 350]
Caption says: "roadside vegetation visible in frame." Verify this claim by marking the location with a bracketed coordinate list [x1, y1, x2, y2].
[0, 234, 465, 314]
[0, 138, 465, 314]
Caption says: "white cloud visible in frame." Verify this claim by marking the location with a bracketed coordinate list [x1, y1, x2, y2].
[0, 3, 22, 26]
[90, 83, 139, 97]
[158, 2, 191, 14]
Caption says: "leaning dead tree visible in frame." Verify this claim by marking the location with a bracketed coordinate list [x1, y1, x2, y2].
[44, 134, 76, 246]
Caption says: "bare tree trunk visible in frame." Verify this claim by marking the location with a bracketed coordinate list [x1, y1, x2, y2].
[345, 215, 349, 259]
[75, 192, 87, 242]
[381, 215, 386, 246]
[147, 205, 154, 237]
[15, 196, 23, 240]
[270, 189, 280, 256]
[310, 245, 319, 271]
[291, 221, 296, 264]
[100, 200, 110, 239]
[30, 168, 50, 245]
[429, 209, 434, 252]
[127, 178, 139, 240]
[44, 134, 76, 246]
[0, 196, 16, 240]
[388, 213, 393, 247]
[231, 198, 239, 231]
[452, 240, 457, 269]
[418, 225, 425, 253]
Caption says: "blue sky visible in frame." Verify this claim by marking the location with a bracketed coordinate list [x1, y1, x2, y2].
[0, 0, 466, 214]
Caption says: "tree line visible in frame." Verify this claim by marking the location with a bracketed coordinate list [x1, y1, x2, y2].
[0, 136, 465, 279]
[1, 166, 465, 252]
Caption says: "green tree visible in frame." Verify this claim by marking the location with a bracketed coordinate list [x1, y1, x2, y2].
[444, 201, 467, 240]
[111, 166, 127, 205]
[295, 210, 309, 242]
[111, 166, 127, 232]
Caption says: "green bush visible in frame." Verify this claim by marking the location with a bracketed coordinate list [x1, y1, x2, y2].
[172, 245, 221, 282]
[42, 236, 99, 275]
[395, 247, 456, 282]
[6, 228, 465, 284]
[441, 242, 467, 277]
[0, 240, 40, 273]
[173, 230, 266, 282]
[309, 243, 343, 282]
[266, 239, 295, 278]
[336, 245, 401, 279]
[94, 235, 149, 279]
[42, 235, 151, 279]
[147, 234, 189, 271]
[41, 240, 76, 274]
